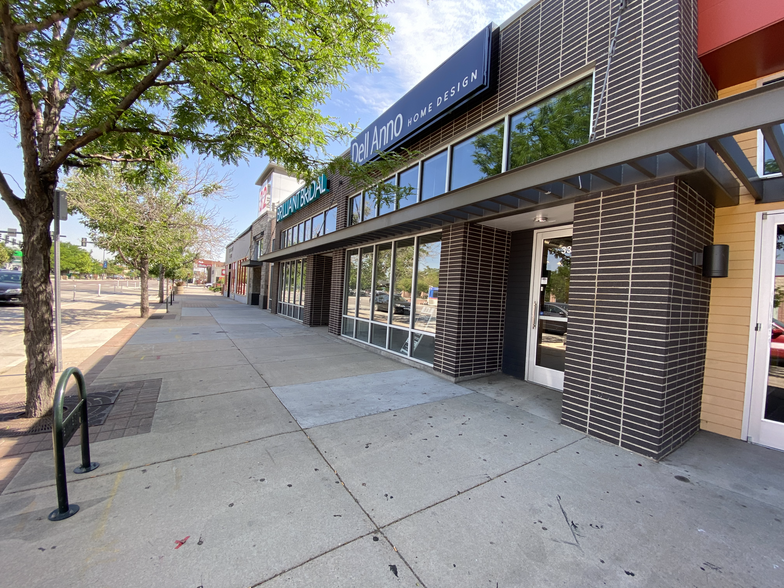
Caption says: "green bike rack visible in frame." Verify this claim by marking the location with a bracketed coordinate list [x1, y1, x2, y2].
[49, 367, 99, 521]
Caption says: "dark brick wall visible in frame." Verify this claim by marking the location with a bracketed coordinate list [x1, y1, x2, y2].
[434, 224, 511, 378]
[269, 263, 279, 315]
[303, 255, 332, 326]
[329, 250, 346, 336]
[502, 229, 535, 379]
[562, 178, 714, 459]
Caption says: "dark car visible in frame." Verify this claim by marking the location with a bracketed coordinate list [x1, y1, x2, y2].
[540, 302, 568, 335]
[374, 292, 411, 315]
[0, 270, 22, 304]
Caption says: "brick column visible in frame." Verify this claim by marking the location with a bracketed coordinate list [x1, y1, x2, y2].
[329, 249, 346, 336]
[303, 254, 332, 327]
[562, 179, 714, 459]
[433, 224, 511, 378]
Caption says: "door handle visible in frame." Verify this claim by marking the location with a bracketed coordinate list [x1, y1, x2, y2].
[532, 302, 537, 329]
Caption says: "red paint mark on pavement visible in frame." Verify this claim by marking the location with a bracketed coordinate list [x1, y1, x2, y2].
[175, 536, 190, 549]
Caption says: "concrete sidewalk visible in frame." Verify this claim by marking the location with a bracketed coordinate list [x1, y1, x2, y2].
[1, 288, 783, 587]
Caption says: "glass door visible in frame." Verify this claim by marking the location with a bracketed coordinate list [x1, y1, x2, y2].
[527, 226, 572, 389]
[749, 213, 784, 450]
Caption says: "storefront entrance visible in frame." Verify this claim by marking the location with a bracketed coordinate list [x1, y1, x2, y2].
[527, 226, 572, 390]
[749, 212, 784, 451]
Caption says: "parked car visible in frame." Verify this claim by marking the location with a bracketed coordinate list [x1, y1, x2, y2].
[0, 269, 23, 305]
[540, 302, 568, 335]
[771, 318, 784, 362]
[374, 292, 411, 315]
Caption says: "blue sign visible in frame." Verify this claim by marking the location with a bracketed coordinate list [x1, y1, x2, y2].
[276, 174, 330, 222]
[350, 24, 494, 165]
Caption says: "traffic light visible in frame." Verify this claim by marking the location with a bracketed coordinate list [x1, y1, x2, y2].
[81, 238, 87, 247]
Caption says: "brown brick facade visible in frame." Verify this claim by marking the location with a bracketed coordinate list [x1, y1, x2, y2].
[434, 224, 511, 378]
[562, 179, 714, 459]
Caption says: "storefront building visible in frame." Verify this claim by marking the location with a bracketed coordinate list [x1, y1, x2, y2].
[256, 0, 784, 459]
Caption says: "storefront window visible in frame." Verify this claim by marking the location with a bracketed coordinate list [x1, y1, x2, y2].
[277, 259, 306, 321]
[450, 122, 504, 190]
[303, 218, 311, 241]
[342, 233, 441, 365]
[325, 206, 337, 234]
[358, 246, 373, 319]
[349, 194, 362, 225]
[392, 238, 415, 328]
[345, 249, 359, 316]
[763, 124, 783, 175]
[508, 77, 592, 171]
[398, 166, 419, 209]
[373, 243, 392, 323]
[300, 259, 307, 305]
[312, 212, 325, 238]
[421, 151, 447, 201]
[363, 191, 377, 221]
[379, 178, 396, 216]
[414, 233, 440, 334]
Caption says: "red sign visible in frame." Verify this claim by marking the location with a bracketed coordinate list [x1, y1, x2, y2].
[221, 268, 226, 276]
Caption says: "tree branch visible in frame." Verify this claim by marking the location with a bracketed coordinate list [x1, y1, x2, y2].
[45, 43, 187, 172]
[0, 169, 25, 219]
[72, 152, 154, 163]
[14, 0, 104, 34]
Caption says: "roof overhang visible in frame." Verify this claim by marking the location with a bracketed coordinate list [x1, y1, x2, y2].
[260, 80, 784, 264]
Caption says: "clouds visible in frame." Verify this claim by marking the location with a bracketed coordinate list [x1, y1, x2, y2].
[330, 0, 525, 147]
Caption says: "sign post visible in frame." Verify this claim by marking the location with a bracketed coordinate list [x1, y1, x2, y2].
[49, 367, 99, 521]
[53, 190, 67, 372]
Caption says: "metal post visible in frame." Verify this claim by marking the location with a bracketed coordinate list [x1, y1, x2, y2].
[97, 283, 101, 297]
[72, 284, 76, 301]
[53, 191, 65, 372]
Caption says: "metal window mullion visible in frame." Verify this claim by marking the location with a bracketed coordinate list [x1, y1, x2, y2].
[501, 113, 511, 173]
[445, 145, 453, 193]
[369, 245, 378, 322]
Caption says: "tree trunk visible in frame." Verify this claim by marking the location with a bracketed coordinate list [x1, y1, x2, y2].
[21, 187, 56, 418]
[140, 258, 150, 318]
[158, 266, 164, 303]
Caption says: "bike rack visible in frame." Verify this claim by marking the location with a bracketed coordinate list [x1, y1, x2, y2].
[49, 367, 99, 521]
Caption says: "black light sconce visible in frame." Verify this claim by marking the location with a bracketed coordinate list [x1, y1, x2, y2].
[693, 244, 730, 278]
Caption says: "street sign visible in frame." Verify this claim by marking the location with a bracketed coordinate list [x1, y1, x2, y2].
[7, 228, 16, 237]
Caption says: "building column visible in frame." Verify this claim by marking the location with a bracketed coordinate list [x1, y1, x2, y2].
[433, 224, 511, 379]
[562, 178, 714, 459]
[303, 254, 332, 327]
[329, 249, 346, 336]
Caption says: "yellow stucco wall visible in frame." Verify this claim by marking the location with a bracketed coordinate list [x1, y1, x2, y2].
[701, 76, 784, 438]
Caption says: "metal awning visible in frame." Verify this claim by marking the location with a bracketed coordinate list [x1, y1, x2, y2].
[260, 80, 784, 263]
[241, 260, 264, 267]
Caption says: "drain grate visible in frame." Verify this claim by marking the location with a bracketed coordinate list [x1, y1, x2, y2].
[148, 314, 176, 320]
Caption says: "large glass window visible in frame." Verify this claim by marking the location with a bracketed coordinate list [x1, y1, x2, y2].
[413, 233, 440, 334]
[277, 259, 306, 321]
[342, 233, 441, 365]
[349, 195, 362, 225]
[508, 77, 592, 171]
[450, 122, 504, 190]
[357, 246, 374, 320]
[345, 249, 359, 316]
[421, 150, 447, 201]
[372, 243, 393, 324]
[379, 178, 396, 216]
[762, 124, 784, 176]
[363, 192, 377, 221]
[312, 212, 325, 238]
[325, 206, 337, 234]
[398, 166, 419, 209]
[392, 238, 415, 328]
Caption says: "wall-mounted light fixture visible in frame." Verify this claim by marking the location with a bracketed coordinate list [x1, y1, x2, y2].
[534, 214, 548, 223]
[693, 244, 729, 278]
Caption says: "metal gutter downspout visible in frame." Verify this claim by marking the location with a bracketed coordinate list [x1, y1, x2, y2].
[590, 0, 629, 142]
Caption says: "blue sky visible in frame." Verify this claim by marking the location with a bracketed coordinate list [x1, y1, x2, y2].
[0, 0, 524, 260]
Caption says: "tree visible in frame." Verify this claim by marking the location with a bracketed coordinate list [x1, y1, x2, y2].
[0, 0, 392, 417]
[66, 162, 231, 317]
[0, 242, 11, 265]
[51, 240, 93, 274]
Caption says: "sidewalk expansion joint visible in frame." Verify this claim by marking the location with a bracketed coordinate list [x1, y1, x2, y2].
[0, 429, 303, 496]
[155, 385, 270, 403]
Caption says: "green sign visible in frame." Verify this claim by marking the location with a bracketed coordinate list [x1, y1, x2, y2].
[276, 174, 329, 222]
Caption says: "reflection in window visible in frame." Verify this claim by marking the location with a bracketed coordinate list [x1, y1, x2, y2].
[349, 195, 362, 225]
[763, 124, 784, 175]
[392, 238, 415, 328]
[421, 151, 447, 201]
[363, 192, 377, 221]
[373, 243, 392, 323]
[357, 246, 373, 320]
[345, 249, 359, 316]
[379, 178, 396, 216]
[300, 259, 307, 305]
[325, 206, 337, 234]
[450, 122, 504, 190]
[398, 166, 418, 209]
[303, 218, 311, 241]
[508, 78, 592, 171]
[414, 234, 440, 334]
[312, 213, 325, 238]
